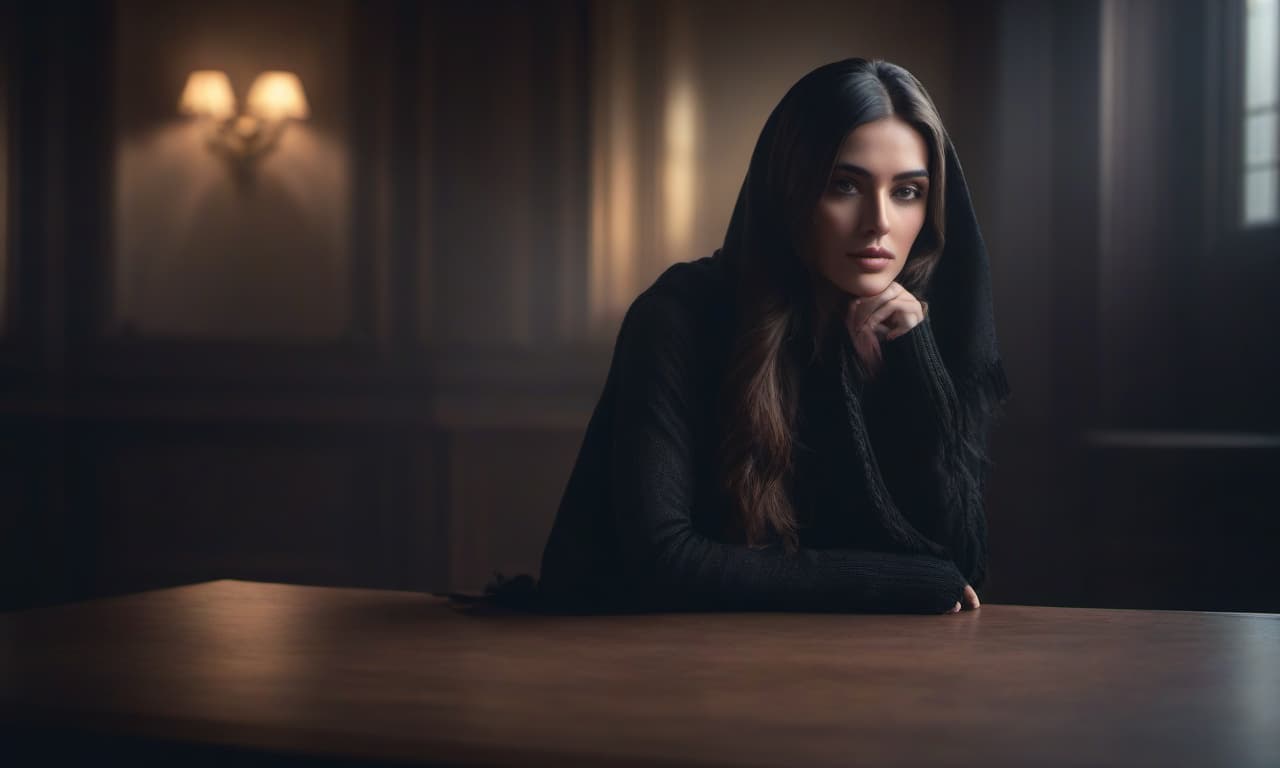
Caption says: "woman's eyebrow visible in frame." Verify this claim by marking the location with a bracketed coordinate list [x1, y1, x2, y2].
[834, 163, 929, 181]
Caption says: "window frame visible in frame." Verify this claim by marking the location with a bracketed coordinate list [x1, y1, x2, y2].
[1214, 0, 1280, 265]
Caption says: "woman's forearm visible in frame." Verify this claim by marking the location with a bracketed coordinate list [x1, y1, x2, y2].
[858, 316, 991, 586]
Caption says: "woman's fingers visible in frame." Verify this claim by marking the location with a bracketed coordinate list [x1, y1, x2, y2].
[850, 282, 903, 329]
[947, 586, 981, 615]
[851, 283, 924, 342]
[865, 297, 925, 340]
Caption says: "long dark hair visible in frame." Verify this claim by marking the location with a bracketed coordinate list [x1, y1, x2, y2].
[718, 58, 950, 554]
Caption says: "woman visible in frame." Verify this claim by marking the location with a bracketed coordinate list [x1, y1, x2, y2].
[462, 58, 1011, 615]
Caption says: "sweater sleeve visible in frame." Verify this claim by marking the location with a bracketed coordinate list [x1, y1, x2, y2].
[863, 314, 991, 588]
[609, 292, 967, 614]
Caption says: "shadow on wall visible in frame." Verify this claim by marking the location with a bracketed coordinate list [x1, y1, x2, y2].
[113, 119, 349, 341]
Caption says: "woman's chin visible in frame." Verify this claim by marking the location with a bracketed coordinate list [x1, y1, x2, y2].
[837, 274, 894, 298]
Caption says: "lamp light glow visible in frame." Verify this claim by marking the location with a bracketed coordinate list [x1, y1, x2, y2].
[245, 71, 310, 121]
[180, 69, 309, 166]
[179, 70, 236, 120]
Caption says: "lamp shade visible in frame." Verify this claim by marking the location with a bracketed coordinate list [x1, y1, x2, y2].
[245, 71, 309, 121]
[179, 70, 236, 119]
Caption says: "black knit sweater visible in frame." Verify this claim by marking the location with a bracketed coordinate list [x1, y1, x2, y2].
[521, 251, 995, 615]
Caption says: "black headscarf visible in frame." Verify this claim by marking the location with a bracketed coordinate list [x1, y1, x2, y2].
[925, 136, 1013, 424]
[719, 58, 1011, 430]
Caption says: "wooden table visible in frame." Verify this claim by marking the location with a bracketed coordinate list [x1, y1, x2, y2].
[3, 579, 1278, 767]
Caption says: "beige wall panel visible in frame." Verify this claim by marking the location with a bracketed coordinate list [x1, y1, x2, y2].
[111, 0, 351, 341]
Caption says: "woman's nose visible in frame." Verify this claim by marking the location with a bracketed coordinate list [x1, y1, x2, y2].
[862, 193, 891, 237]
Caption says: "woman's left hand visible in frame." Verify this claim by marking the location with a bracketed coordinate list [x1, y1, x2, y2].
[844, 282, 928, 376]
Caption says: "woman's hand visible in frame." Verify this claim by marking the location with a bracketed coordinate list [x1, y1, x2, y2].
[948, 584, 981, 613]
[844, 282, 928, 377]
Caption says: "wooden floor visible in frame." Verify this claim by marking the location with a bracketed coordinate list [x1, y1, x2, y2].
[4, 579, 1278, 767]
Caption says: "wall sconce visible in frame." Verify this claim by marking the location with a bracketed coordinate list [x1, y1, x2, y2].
[179, 70, 309, 161]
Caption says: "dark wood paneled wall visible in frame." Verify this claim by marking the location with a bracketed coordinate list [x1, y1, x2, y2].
[0, 0, 600, 610]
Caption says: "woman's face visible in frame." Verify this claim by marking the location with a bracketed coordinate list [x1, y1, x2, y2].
[803, 116, 931, 298]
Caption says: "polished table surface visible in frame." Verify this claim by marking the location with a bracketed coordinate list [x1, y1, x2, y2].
[4, 579, 1278, 767]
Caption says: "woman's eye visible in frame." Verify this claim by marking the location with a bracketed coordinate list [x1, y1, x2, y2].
[832, 180, 925, 200]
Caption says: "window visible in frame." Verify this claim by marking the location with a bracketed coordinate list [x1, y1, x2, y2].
[1244, 0, 1279, 226]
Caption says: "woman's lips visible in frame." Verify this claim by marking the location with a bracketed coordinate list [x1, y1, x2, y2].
[848, 251, 894, 271]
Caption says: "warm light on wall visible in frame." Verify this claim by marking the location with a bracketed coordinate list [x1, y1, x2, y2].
[245, 72, 310, 121]
[179, 70, 237, 120]
[179, 70, 309, 161]
[662, 77, 698, 262]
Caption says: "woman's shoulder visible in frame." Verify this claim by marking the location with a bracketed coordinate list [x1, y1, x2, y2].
[610, 252, 736, 380]
[623, 251, 735, 337]
[644, 250, 733, 302]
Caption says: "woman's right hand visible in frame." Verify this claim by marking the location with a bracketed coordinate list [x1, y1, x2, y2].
[948, 584, 981, 613]
[844, 282, 928, 379]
